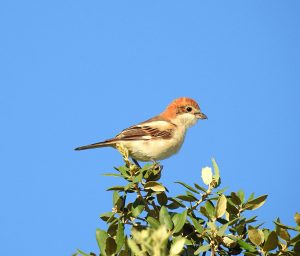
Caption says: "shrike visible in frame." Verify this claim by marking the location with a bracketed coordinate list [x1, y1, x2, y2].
[75, 97, 207, 163]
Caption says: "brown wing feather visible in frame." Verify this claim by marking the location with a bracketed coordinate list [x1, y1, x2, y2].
[116, 125, 173, 141]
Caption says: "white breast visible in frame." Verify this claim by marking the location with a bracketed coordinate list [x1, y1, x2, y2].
[122, 126, 187, 161]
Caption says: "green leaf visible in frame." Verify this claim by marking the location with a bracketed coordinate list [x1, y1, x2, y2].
[248, 226, 264, 246]
[159, 206, 173, 230]
[132, 198, 144, 218]
[290, 233, 300, 244]
[105, 237, 117, 255]
[226, 201, 239, 215]
[113, 191, 120, 206]
[190, 217, 204, 234]
[247, 192, 255, 202]
[102, 173, 123, 178]
[124, 182, 135, 191]
[294, 241, 300, 254]
[275, 219, 290, 241]
[244, 195, 268, 210]
[231, 192, 242, 205]
[205, 201, 215, 219]
[215, 194, 227, 218]
[216, 187, 228, 195]
[175, 181, 200, 194]
[115, 221, 125, 253]
[172, 210, 187, 233]
[168, 198, 186, 208]
[144, 181, 165, 192]
[194, 183, 207, 192]
[170, 237, 185, 256]
[274, 220, 299, 231]
[194, 244, 210, 254]
[157, 192, 168, 206]
[176, 195, 197, 202]
[262, 231, 278, 252]
[217, 224, 228, 236]
[245, 216, 258, 224]
[107, 186, 125, 191]
[295, 212, 300, 226]
[201, 167, 213, 185]
[212, 158, 220, 185]
[127, 239, 143, 255]
[147, 216, 160, 229]
[119, 251, 129, 256]
[96, 229, 108, 256]
[100, 212, 115, 222]
[237, 240, 257, 252]
[76, 249, 90, 256]
[186, 190, 198, 200]
[237, 190, 245, 203]
[200, 206, 210, 219]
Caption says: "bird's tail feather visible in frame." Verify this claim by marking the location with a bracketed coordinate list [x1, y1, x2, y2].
[74, 139, 116, 151]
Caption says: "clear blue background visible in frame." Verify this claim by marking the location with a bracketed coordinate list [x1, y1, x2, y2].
[1, 1, 299, 255]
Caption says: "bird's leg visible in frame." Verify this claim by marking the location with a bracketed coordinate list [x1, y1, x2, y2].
[132, 158, 141, 169]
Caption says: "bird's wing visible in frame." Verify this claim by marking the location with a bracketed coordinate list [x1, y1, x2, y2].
[115, 120, 175, 141]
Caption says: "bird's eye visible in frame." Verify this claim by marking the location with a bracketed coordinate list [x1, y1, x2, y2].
[186, 106, 193, 112]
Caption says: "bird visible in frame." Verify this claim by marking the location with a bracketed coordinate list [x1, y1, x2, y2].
[75, 97, 207, 165]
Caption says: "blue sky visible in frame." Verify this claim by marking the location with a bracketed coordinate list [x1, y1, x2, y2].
[1, 1, 299, 255]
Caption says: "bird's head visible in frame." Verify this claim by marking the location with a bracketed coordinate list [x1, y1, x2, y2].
[161, 97, 207, 128]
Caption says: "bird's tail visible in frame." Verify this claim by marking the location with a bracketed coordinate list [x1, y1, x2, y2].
[74, 139, 116, 151]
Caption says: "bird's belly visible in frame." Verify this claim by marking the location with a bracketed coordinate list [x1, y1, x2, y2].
[122, 137, 184, 162]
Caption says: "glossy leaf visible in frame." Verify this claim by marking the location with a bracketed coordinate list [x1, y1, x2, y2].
[157, 192, 168, 206]
[176, 195, 197, 202]
[194, 183, 207, 192]
[76, 249, 90, 256]
[244, 195, 268, 210]
[294, 241, 300, 254]
[132, 198, 144, 218]
[248, 226, 264, 246]
[115, 221, 125, 253]
[237, 240, 257, 252]
[175, 181, 200, 194]
[290, 233, 300, 244]
[102, 173, 123, 178]
[274, 220, 299, 231]
[105, 237, 117, 255]
[96, 229, 108, 256]
[107, 186, 125, 191]
[191, 217, 204, 234]
[159, 206, 173, 230]
[100, 212, 114, 222]
[212, 158, 220, 185]
[172, 210, 187, 233]
[217, 223, 228, 236]
[237, 190, 245, 203]
[231, 192, 242, 205]
[127, 239, 143, 256]
[194, 244, 210, 254]
[170, 237, 185, 256]
[215, 194, 227, 218]
[205, 201, 215, 219]
[147, 216, 160, 229]
[263, 231, 278, 252]
[144, 181, 165, 192]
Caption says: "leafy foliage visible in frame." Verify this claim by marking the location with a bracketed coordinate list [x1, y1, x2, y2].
[74, 145, 300, 256]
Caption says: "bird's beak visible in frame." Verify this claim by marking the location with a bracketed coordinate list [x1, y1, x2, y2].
[195, 112, 207, 120]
